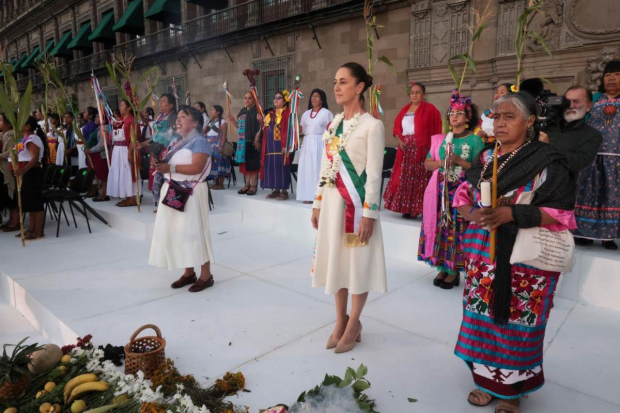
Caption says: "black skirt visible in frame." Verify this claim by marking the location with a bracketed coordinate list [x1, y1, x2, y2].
[21, 167, 44, 213]
[0, 171, 16, 210]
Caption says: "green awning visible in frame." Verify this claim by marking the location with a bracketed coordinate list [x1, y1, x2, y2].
[89, 10, 116, 43]
[113, 0, 145, 35]
[145, 0, 181, 25]
[13, 52, 29, 74]
[67, 22, 92, 51]
[21, 46, 41, 69]
[50, 31, 73, 58]
[37, 39, 55, 61]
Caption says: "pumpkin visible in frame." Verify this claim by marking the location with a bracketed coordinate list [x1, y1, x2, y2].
[29, 345, 63, 375]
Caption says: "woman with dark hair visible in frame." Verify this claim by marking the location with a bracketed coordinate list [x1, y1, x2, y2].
[47, 113, 60, 164]
[311, 62, 387, 354]
[383, 81, 442, 218]
[453, 92, 575, 412]
[229, 92, 262, 196]
[8, 116, 49, 240]
[418, 89, 485, 289]
[108, 99, 141, 207]
[0, 114, 18, 231]
[150, 105, 215, 293]
[194, 101, 209, 132]
[205, 104, 230, 190]
[59, 111, 75, 167]
[297, 88, 334, 203]
[78, 107, 98, 170]
[480, 83, 516, 143]
[87, 113, 113, 202]
[574, 60, 620, 249]
[258, 91, 292, 200]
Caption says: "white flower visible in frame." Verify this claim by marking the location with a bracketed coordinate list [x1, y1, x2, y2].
[445, 132, 454, 144]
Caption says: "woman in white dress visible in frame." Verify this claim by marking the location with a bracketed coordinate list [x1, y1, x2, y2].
[149, 106, 215, 293]
[311, 62, 387, 354]
[297, 89, 334, 203]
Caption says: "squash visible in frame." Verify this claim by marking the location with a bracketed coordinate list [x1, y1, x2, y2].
[29, 345, 63, 375]
[4, 408, 18, 413]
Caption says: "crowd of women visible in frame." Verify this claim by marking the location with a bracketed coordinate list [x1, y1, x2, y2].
[1, 58, 618, 412]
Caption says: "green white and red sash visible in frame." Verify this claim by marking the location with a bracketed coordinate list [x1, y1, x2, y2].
[325, 123, 368, 246]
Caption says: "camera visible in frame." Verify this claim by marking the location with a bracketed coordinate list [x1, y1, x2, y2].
[519, 78, 567, 131]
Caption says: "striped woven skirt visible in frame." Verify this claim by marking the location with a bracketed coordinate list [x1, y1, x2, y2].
[454, 258, 560, 399]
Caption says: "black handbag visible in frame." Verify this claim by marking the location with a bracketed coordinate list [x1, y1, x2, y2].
[161, 168, 207, 212]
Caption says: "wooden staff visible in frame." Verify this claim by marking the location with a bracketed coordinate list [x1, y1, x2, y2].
[490, 140, 499, 262]
[131, 124, 141, 213]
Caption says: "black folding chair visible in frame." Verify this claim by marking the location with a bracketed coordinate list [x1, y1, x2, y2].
[380, 147, 398, 206]
[43, 165, 73, 227]
[44, 168, 95, 237]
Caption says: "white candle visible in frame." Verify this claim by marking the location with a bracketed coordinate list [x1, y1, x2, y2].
[481, 181, 491, 207]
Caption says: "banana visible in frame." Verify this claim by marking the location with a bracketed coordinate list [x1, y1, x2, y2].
[63, 374, 99, 402]
[67, 382, 109, 404]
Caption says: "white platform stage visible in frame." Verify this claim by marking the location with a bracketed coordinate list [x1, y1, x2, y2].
[1, 179, 620, 412]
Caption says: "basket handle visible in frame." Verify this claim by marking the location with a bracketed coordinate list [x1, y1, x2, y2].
[129, 324, 163, 344]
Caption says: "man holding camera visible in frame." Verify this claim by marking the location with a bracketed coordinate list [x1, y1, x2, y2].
[539, 86, 602, 178]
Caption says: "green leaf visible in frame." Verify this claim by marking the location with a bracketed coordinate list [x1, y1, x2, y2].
[446, 61, 460, 87]
[356, 364, 368, 379]
[472, 25, 485, 42]
[528, 31, 553, 59]
[352, 379, 371, 393]
[408, 398, 418, 403]
[16, 81, 33, 131]
[0, 85, 17, 127]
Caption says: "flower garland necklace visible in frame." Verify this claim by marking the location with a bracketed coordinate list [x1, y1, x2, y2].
[320, 112, 361, 187]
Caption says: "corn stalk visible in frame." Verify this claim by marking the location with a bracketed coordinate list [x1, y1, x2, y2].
[106, 53, 160, 213]
[0, 63, 33, 247]
[363, 0, 398, 118]
[514, 0, 553, 87]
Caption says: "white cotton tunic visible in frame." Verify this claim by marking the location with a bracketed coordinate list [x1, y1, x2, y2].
[149, 136, 214, 270]
[311, 113, 387, 295]
[297, 108, 334, 201]
[107, 127, 141, 198]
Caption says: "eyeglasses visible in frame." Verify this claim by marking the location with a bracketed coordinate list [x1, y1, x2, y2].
[274, 96, 283, 100]
[448, 111, 466, 117]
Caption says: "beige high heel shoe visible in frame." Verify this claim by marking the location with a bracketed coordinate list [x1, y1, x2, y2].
[334, 322, 362, 354]
[326, 316, 349, 349]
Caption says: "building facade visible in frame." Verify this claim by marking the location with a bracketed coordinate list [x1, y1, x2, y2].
[1, 0, 619, 145]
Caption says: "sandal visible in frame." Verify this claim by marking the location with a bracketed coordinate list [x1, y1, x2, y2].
[238, 186, 250, 194]
[25, 232, 44, 241]
[117, 199, 137, 207]
[171, 272, 197, 289]
[188, 276, 215, 293]
[496, 399, 520, 413]
[247, 186, 257, 196]
[266, 190, 281, 199]
[276, 192, 289, 201]
[468, 389, 495, 407]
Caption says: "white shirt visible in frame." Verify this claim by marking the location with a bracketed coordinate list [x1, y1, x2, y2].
[206, 119, 226, 138]
[300, 108, 334, 136]
[15, 134, 44, 162]
[402, 113, 415, 136]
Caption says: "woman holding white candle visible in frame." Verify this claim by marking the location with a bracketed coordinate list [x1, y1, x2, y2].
[418, 89, 484, 289]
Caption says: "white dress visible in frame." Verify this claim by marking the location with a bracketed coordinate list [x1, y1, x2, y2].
[107, 124, 141, 198]
[311, 113, 387, 295]
[149, 135, 214, 270]
[297, 108, 334, 201]
[55, 136, 65, 166]
[481, 112, 494, 137]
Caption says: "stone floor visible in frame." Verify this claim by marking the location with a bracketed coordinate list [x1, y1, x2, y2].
[1, 186, 619, 413]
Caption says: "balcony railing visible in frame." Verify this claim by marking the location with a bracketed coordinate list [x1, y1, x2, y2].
[57, 51, 111, 79]
[115, 27, 184, 60]
[185, 0, 352, 44]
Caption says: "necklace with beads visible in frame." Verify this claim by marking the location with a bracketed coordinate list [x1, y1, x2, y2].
[478, 140, 532, 186]
[310, 108, 321, 119]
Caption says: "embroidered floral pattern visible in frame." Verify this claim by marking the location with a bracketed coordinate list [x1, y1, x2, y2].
[314, 195, 323, 201]
[363, 202, 378, 211]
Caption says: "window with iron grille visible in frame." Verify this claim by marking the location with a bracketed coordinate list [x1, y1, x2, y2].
[104, 90, 119, 113]
[253, 56, 292, 111]
[159, 77, 185, 107]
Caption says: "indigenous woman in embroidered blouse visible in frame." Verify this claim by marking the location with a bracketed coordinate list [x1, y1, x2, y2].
[480, 83, 516, 144]
[573, 60, 620, 250]
[383, 82, 442, 218]
[205, 105, 230, 190]
[453, 92, 576, 413]
[9, 117, 50, 240]
[107, 100, 141, 207]
[259, 91, 292, 200]
[149, 106, 215, 293]
[311, 62, 386, 354]
[418, 90, 485, 289]
[229, 92, 262, 196]
[297, 88, 334, 204]
[46, 114, 60, 164]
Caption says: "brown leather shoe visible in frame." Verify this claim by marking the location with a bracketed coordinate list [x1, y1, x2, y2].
[188, 276, 214, 293]
[171, 273, 197, 289]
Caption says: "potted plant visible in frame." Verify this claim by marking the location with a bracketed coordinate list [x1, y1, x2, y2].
[0, 338, 43, 401]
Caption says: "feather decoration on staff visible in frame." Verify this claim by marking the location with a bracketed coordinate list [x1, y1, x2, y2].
[223, 81, 233, 133]
[172, 77, 180, 112]
[285, 74, 304, 155]
[91, 72, 112, 168]
[242, 69, 264, 117]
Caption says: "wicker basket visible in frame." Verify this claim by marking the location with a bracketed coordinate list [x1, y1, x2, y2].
[0, 375, 30, 401]
[124, 324, 166, 379]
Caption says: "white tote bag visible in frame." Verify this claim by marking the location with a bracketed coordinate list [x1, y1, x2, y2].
[509, 173, 575, 273]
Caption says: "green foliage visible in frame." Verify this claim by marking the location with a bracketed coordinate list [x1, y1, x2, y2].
[0, 337, 43, 384]
[514, 0, 554, 86]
